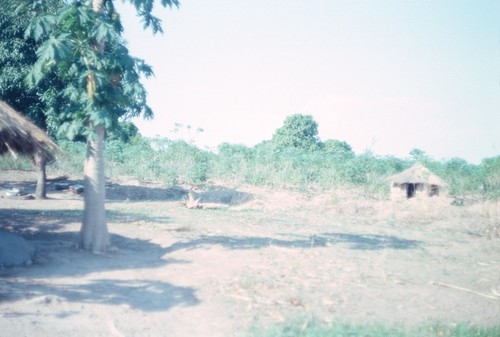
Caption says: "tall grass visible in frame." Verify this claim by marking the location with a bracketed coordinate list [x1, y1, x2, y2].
[0, 155, 33, 171]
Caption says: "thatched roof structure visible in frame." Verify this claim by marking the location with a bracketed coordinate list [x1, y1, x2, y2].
[389, 163, 446, 186]
[0, 100, 59, 163]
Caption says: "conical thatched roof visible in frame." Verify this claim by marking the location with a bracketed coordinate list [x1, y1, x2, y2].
[389, 163, 446, 186]
[0, 100, 59, 163]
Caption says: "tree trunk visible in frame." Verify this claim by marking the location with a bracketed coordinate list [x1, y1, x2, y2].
[78, 0, 109, 252]
[80, 124, 109, 252]
[33, 152, 47, 199]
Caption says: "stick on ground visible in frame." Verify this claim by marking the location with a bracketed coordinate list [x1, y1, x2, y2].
[430, 281, 500, 301]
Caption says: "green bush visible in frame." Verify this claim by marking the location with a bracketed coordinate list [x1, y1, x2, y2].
[442, 158, 483, 197]
[482, 155, 500, 200]
[213, 143, 254, 184]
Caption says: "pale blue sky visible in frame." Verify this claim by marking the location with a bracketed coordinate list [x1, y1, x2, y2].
[117, 0, 500, 164]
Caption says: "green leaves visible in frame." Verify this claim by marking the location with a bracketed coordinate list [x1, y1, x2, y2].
[20, 0, 173, 140]
[25, 16, 55, 40]
[26, 32, 70, 87]
[93, 19, 115, 44]
[37, 34, 70, 63]
[272, 114, 321, 151]
[125, 0, 180, 34]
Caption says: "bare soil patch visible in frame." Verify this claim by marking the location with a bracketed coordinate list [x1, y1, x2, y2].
[1, 170, 499, 337]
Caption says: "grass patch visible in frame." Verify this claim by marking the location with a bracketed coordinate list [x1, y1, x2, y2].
[248, 319, 500, 337]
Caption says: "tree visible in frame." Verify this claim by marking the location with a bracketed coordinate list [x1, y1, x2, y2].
[409, 148, 428, 162]
[25, 0, 179, 252]
[443, 157, 477, 196]
[107, 121, 140, 142]
[321, 139, 354, 158]
[0, 0, 64, 199]
[272, 114, 320, 151]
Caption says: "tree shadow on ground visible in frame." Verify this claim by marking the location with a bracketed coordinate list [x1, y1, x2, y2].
[0, 229, 198, 312]
[0, 179, 188, 202]
[105, 182, 188, 202]
[60, 279, 199, 311]
[0, 208, 197, 312]
[164, 232, 420, 253]
[0, 208, 172, 235]
[0, 207, 174, 276]
[0, 204, 417, 314]
[2, 278, 199, 312]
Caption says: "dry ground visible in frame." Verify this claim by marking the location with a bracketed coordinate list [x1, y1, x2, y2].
[0, 170, 499, 337]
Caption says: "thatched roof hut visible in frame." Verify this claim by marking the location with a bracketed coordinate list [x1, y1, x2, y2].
[0, 100, 59, 163]
[389, 163, 446, 199]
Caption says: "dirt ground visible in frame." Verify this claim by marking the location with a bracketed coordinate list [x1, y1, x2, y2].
[0, 170, 499, 337]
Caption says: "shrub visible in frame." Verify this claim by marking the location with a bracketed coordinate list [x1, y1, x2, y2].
[482, 155, 500, 200]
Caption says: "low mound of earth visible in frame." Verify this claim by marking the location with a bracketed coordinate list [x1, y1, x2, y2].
[0, 170, 499, 336]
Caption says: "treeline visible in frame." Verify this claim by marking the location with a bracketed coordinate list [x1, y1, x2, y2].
[38, 134, 497, 201]
[1, 113, 498, 199]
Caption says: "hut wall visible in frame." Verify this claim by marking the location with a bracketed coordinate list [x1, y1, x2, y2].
[390, 183, 407, 200]
[390, 182, 442, 199]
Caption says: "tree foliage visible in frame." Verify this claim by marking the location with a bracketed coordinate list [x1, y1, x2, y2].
[23, 0, 160, 140]
[0, 0, 64, 135]
[442, 157, 479, 196]
[321, 139, 354, 158]
[272, 114, 321, 151]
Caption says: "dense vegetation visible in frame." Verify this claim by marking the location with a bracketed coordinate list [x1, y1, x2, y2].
[41, 114, 494, 201]
[3, 116, 497, 201]
[99, 135, 500, 200]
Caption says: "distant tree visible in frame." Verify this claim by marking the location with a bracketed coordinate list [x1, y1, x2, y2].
[272, 114, 320, 151]
[443, 157, 474, 196]
[380, 155, 408, 174]
[24, 0, 179, 252]
[171, 123, 204, 144]
[321, 139, 354, 158]
[107, 121, 140, 142]
[409, 148, 428, 162]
